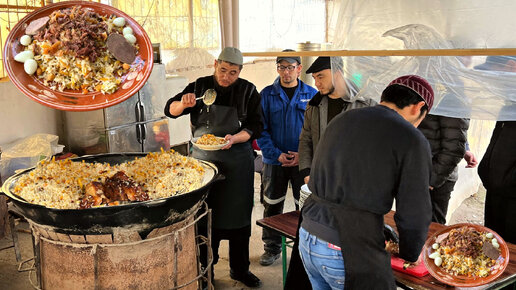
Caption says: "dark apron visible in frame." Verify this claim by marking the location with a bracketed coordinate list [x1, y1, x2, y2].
[309, 194, 396, 290]
[192, 104, 254, 229]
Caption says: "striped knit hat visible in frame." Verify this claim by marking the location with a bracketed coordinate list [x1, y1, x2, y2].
[388, 75, 434, 111]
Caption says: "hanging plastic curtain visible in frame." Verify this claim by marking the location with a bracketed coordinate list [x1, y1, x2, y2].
[331, 0, 516, 121]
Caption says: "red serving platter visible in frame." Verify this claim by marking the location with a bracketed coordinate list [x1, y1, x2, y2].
[2, 1, 153, 111]
[423, 223, 509, 287]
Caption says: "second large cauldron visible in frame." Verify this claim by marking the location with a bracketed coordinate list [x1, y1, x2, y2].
[0, 153, 223, 235]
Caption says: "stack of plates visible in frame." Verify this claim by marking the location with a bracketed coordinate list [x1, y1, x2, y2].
[299, 184, 312, 208]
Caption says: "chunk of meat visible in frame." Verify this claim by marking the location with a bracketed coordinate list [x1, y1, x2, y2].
[79, 181, 105, 209]
[33, 6, 108, 62]
[385, 241, 399, 256]
[80, 171, 148, 208]
[104, 171, 130, 201]
[482, 241, 500, 260]
[25, 16, 50, 35]
[435, 232, 449, 244]
[441, 227, 483, 258]
[107, 33, 136, 64]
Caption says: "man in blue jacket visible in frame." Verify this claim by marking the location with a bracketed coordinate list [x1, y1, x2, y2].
[257, 49, 317, 266]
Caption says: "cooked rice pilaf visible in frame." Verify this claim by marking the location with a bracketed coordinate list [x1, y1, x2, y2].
[437, 227, 498, 277]
[33, 48, 125, 94]
[196, 134, 227, 146]
[26, 6, 136, 94]
[12, 150, 205, 209]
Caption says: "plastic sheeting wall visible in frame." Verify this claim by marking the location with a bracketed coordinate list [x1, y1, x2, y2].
[327, 0, 516, 222]
[331, 0, 516, 121]
[334, 1, 516, 50]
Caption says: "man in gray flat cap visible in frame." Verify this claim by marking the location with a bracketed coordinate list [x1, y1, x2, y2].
[165, 47, 263, 288]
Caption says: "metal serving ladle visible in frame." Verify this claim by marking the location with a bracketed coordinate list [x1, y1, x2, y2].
[196, 89, 217, 106]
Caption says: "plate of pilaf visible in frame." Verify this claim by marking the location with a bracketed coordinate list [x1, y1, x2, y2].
[192, 134, 229, 151]
[423, 223, 509, 287]
[2, 1, 153, 111]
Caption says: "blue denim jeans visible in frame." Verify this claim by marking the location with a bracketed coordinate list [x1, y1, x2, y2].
[298, 227, 345, 290]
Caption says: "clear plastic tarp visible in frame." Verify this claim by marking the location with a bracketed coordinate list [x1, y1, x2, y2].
[330, 0, 516, 121]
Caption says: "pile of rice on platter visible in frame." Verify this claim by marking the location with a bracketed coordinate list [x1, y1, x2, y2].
[12, 150, 205, 210]
[425, 224, 509, 286]
[13, 5, 139, 94]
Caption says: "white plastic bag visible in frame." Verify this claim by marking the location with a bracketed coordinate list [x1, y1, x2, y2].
[0, 134, 62, 183]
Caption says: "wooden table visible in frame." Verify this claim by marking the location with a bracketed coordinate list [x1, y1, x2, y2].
[256, 211, 299, 286]
[256, 210, 516, 290]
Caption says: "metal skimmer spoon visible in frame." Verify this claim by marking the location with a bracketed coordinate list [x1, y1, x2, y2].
[196, 89, 217, 106]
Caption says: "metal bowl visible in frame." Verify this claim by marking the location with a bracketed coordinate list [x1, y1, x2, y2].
[1, 153, 223, 235]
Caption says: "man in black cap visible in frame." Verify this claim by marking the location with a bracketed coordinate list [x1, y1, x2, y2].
[476, 55, 516, 244]
[257, 49, 317, 266]
[298, 56, 376, 185]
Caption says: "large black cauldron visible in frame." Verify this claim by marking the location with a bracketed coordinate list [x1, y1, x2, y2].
[0, 153, 222, 235]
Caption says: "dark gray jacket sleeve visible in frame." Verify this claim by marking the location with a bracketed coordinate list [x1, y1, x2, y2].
[298, 105, 315, 178]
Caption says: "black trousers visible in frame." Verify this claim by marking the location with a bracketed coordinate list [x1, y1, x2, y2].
[485, 191, 516, 244]
[199, 222, 252, 275]
[430, 179, 457, 224]
[285, 212, 312, 290]
[261, 164, 303, 254]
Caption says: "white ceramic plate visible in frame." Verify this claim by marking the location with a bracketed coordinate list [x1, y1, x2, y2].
[191, 136, 229, 151]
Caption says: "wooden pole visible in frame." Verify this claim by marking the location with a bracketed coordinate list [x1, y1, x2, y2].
[188, 0, 194, 48]
[242, 48, 516, 57]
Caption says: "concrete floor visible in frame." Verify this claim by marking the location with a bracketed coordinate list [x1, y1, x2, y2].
[209, 173, 295, 290]
[448, 185, 486, 225]
[0, 173, 484, 290]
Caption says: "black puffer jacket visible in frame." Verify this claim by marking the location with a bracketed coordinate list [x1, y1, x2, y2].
[418, 114, 469, 188]
[478, 120, 516, 194]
